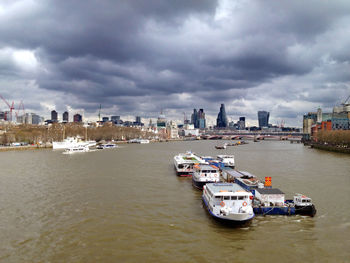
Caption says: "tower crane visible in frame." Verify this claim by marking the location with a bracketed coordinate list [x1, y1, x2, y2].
[0, 94, 15, 121]
[341, 95, 350, 105]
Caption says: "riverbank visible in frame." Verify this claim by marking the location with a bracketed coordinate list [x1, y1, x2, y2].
[305, 142, 350, 154]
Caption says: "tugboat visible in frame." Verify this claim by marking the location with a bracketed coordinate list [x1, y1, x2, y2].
[288, 194, 317, 217]
[202, 183, 255, 226]
[192, 164, 220, 190]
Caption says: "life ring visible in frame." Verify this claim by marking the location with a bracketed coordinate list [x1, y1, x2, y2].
[220, 201, 225, 207]
[242, 201, 247, 207]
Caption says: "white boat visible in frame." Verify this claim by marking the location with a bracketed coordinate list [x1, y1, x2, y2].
[173, 151, 207, 177]
[62, 145, 90, 154]
[128, 139, 150, 144]
[202, 183, 254, 225]
[97, 143, 118, 149]
[217, 155, 235, 168]
[192, 164, 220, 190]
[53, 136, 96, 149]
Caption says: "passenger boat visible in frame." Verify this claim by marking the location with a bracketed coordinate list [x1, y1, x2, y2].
[216, 155, 235, 169]
[53, 136, 96, 149]
[202, 183, 255, 225]
[128, 139, 150, 144]
[173, 151, 206, 176]
[192, 164, 220, 190]
[62, 145, 90, 154]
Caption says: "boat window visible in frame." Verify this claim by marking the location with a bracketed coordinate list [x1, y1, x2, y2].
[238, 196, 244, 200]
[178, 164, 184, 168]
[211, 170, 216, 173]
[231, 196, 237, 200]
[224, 196, 230, 200]
[215, 196, 221, 201]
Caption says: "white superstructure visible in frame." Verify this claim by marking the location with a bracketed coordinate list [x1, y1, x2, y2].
[202, 183, 254, 224]
[192, 164, 220, 189]
[173, 151, 207, 176]
[62, 145, 90, 154]
[53, 137, 96, 149]
[217, 155, 235, 168]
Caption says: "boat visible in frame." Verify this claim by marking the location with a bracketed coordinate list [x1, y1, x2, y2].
[202, 183, 254, 225]
[192, 164, 220, 190]
[216, 155, 235, 168]
[173, 151, 207, 176]
[62, 145, 90, 154]
[97, 143, 118, 149]
[286, 193, 317, 217]
[215, 144, 227, 149]
[128, 139, 150, 144]
[53, 136, 96, 149]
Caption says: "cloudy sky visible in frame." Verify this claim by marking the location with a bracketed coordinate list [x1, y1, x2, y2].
[0, 0, 349, 127]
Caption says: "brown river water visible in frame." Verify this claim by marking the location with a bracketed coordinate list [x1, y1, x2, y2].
[0, 140, 349, 262]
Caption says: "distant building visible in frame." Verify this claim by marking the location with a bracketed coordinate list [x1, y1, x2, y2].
[102, 117, 109, 122]
[111, 116, 120, 122]
[31, 114, 42, 125]
[157, 112, 166, 128]
[258, 111, 269, 128]
[166, 121, 179, 139]
[303, 112, 317, 134]
[191, 108, 206, 129]
[0, 111, 5, 120]
[216, 104, 228, 128]
[73, 114, 82, 123]
[51, 110, 58, 122]
[238, 117, 246, 130]
[63, 111, 69, 123]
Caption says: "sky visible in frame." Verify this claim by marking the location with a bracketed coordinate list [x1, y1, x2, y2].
[0, 0, 349, 127]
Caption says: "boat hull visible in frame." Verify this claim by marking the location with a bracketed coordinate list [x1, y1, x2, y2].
[202, 196, 254, 226]
[295, 204, 317, 217]
[192, 178, 218, 190]
[253, 206, 296, 216]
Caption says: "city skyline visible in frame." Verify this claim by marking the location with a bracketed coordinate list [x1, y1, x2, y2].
[0, 1, 350, 127]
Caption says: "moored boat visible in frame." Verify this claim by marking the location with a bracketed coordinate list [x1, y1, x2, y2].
[173, 151, 206, 176]
[216, 155, 235, 169]
[62, 145, 90, 154]
[202, 183, 254, 226]
[192, 164, 220, 190]
[215, 144, 227, 149]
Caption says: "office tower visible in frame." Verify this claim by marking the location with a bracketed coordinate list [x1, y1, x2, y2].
[51, 110, 58, 122]
[73, 113, 82, 123]
[258, 111, 269, 128]
[216, 104, 228, 128]
[63, 111, 69, 122]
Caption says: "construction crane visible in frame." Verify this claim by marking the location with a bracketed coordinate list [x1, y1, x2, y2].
[15, 100, 25, 121]
[0, 94, 15, 121]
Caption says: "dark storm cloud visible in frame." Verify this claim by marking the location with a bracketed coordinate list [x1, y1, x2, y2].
[0, 0, 349, 125]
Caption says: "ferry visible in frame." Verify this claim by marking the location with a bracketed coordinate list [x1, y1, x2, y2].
[192, 164, 220, 190]
[202, 183, 254, 225]
[216, 155, 235, 169]
[62, 145, 90, 154]
[173, 151, 206, 176]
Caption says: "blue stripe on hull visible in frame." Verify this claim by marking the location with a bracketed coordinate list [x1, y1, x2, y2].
[253, 206, 296, 215]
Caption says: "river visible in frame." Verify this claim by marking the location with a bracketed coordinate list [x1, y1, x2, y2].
[0, 140, 349, 262]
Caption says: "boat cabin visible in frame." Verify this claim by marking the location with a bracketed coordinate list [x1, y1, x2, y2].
[254, 188, 285, 207]
[293, 194, 313, 206]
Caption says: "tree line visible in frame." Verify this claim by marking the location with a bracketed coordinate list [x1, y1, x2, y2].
[316, 130, 350, 148]
[0, 123, 156, 145]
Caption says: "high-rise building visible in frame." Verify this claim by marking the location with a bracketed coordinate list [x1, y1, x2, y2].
[102, 117, 109, 122]
[63, 111, 69, 122]
[32, 114, 41, 125]
[73, 114, 82, 123]
[216, 104, 228, 128]
[51, 110, 58, 122]
[157, 112, 166, 128]
[258, 111, 269, 128]
[238, 117, 246, 130]
[136, 116, 141, 124]
[191, 108, 206, 129]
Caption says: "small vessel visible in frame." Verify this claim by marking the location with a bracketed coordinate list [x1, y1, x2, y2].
[216, 155, 235, 169]
[173, 151, 206, 176]
[62, 145, 90, 154]
[192, 164, 220, 190]
[97, 144, 118, 149]
[215, 144, 227, 149]
[128, 139, 150, 144]
[202, 183, 254, 225]
[288, 193, 317, 217]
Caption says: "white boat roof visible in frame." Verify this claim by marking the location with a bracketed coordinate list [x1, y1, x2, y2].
[238, 171, 256, 178]
[194, 164, 219, 171]
[206, 183, 252, 196]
